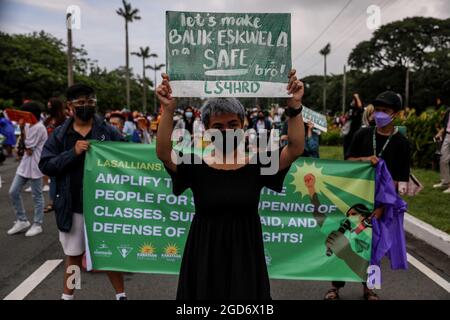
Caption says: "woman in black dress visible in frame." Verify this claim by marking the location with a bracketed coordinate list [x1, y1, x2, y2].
[156, 70, 305, 300]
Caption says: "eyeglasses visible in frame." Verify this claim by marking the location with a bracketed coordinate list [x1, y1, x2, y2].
[71, 98, 97, 107]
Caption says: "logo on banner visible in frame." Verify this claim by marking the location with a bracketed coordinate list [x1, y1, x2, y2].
[161, 243, 182, 261]
[137, 243, 157, 260]
[93, 241, 112, 257]
[117, 245, 133, 258]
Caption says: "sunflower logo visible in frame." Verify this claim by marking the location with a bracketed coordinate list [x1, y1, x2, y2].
[139, 243, 156, 254]
[164, 244, 179, 256]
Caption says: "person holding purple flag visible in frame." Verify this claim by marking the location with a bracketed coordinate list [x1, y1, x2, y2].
[323, 91, 410, 300]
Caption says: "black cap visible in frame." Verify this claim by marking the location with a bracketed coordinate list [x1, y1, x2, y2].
[66, 83, 95, 101]
[373, 91, 403, 111]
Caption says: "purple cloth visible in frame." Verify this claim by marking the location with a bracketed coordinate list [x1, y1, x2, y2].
[371, 159, 408, 269]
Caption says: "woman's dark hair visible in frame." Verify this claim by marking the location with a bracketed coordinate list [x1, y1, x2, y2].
[21, 101, 42, 121]
[47, 97, 66, 126]
[183, 106, 194, 122]
[66, 83, 95, 101]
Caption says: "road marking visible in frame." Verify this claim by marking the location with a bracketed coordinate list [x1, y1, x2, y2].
[407, 253, 450, 293]
[3, 259, 63, 300]
[2, 255, 449, 299]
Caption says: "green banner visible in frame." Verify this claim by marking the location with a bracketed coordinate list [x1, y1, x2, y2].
[84, 141, 374, 282]
[166, 11, 291, 98]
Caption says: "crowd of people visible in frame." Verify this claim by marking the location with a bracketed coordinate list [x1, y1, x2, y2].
[0, 70, 449, 301]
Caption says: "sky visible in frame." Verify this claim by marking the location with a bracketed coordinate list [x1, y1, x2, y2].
[0, 0, 449, 82]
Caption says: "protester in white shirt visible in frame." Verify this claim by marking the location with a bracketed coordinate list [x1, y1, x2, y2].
[7, 102, 48, 237]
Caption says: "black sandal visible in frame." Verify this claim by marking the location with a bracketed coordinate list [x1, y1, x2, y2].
[44, 204, 54, 213]
[324, 288, 340, 300]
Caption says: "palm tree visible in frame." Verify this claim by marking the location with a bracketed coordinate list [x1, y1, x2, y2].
[319, 43, 331, 113]
[147, 63, 165, 113]
[132, 46, 157, 112]
[116, 0, 141, 108]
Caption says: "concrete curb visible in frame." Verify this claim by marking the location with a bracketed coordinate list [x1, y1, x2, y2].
[404, 212, 450, 256]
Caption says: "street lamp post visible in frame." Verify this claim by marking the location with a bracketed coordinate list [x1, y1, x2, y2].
[66, 13, 74, 87]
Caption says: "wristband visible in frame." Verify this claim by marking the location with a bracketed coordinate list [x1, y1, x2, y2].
[285, 105, 303, 118]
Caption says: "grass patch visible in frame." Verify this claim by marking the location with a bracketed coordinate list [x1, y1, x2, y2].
[319, 146, 450, 234]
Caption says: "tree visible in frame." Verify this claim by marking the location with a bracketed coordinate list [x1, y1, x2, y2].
[116, 0, 141, 108]
[348, 17, 450, 72]
[0, 31, 71, 104]
[319, 43, 331, 113]
[348, 17, 450, 111]
[132, 46, 157, 112]
[0, 31, 147, 112]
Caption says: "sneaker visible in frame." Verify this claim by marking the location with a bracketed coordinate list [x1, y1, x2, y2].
[7, 220, 31, 235]
[433, 182, 448, 189]
[42, 185, 50, 192]
[24, 186, 32, 192]
[443, 188, 450, 194]
[25, 224, 43, 237]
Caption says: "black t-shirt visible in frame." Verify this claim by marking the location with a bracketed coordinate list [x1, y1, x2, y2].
[346, 127, 410, 182]
[66, 124, 92, 213]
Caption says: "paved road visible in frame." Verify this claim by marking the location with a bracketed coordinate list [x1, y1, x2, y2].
[0, 157, 449, 300]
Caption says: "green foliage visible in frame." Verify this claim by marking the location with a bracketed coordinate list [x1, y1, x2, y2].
[77, 67, 155, 113]
[0, 99, 14, 109]
[320, 127, 343, 146]
[0, 31, 67, 103]
[0, 31, 151, 112]
[398, 107, 446, 168]
[347, 17, 450, 112]
[405, 168, 450, 234]
[348, 17, 450, 72]
[301, 17, 450, 115]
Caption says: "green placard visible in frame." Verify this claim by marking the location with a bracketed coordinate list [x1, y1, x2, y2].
[84, 141, 374, 282]
[166, 11, 292, 98]
[302, 106, 328, 132]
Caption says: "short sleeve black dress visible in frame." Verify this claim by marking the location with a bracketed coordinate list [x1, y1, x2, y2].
[164, 148, 291, 300]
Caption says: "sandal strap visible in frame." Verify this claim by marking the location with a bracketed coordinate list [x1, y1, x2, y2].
[324, 288, 339, 300]
[364, 290, 379, 300]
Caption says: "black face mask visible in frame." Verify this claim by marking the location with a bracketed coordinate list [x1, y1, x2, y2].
[211, 129, 244, 155]
[74, 106, 96, 122]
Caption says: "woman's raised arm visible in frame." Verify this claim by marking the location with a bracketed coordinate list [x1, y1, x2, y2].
[156, 73, 178, 172]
